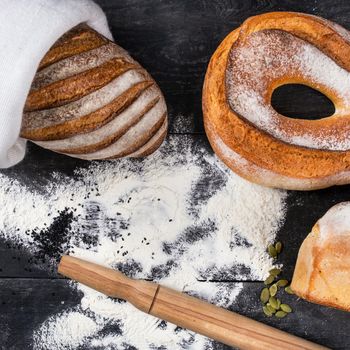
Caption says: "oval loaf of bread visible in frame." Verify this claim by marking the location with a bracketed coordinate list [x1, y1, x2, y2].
[20, 24, 167, 160]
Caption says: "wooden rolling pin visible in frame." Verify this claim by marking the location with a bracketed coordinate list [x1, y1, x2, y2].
[58, 255, 328, 350]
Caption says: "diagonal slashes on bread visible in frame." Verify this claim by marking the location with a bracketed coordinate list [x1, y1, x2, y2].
[38, 24, 109, 71]
[25, 57, 137, 112]
[21, 24, 167, 160]
[34, 86, 161, 154]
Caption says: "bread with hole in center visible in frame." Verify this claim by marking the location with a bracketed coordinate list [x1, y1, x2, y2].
[203, 12, 350, 190]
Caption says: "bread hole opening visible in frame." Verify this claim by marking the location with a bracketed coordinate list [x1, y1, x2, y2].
[271, 84, 335, 120]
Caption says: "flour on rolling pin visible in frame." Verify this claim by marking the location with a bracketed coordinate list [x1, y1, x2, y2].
[0, 136, 287, 349]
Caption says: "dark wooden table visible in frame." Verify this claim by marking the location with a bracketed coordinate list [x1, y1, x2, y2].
[1, 1, 350, 349]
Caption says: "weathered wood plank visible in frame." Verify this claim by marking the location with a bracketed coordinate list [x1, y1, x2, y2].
[2, 137, 350, 282]
[0, 279, 348, 349]
[94, 0, 350, 133]
[0, 279, 81, 350]
[1, 1, 350, 349]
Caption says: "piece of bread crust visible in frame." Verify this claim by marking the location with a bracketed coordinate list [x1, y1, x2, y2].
[291, 202, 350, 312]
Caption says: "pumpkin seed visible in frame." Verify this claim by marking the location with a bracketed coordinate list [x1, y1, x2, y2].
[266, 304, 276, 314]
[269, 268, 281, 277]
[285, 286, 294, 294]
[275, 241, 283, 254]
[264, 274, 275, 285]
[276, 279, 289, 287]
[263, 306, 273, 317]
[269, 284, 278, 297]
[280, 304, 292, 313]
[275, 310, 287, 318]
[260, 242, 296, 318]
[268, 244, 277, 258]
[269, 296, 279, 309]
[260, 288, 270, 304]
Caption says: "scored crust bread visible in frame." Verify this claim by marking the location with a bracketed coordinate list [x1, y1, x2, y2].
[291, 202, 350, 312]
[21, 24, 167, 160]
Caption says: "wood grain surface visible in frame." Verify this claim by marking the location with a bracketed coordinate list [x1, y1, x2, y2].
[1, 1, 350, 349]
[57, 256, 327, 350]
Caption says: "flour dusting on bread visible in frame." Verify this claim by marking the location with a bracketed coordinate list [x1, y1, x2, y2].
[318, 202, 350, 240]
[21, 24, 167, 159]
[227, 29, 350, 151]
[291, 201, 350, 312]
[203, 12, 350, 190]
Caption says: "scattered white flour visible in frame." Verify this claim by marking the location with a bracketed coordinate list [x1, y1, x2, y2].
[170, 114, 195, 133]
[0, 136, 287, 349]
[33, 311, 100, 349]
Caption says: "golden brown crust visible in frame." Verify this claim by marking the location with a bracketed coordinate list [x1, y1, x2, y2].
[202, 12, 350, 190]
[21, 25, 167, 160]
[291, 203, 350, 312]
[22, 80, 153, 141]
[25, 57, 137, 112]
[205, 117, 350, 190]
[38, 24, 108, 71]
[130, 120, 168, 157]
[56, 96, 159, 154]
[106, 112, 167, 159]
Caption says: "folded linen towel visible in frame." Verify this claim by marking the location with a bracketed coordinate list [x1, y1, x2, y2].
[0, 0, 112, 168]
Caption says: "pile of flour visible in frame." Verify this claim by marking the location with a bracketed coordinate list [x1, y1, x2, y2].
[0, 136, 287, 349]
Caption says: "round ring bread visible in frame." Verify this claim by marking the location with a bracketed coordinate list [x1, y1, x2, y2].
[203, 12, 350, 190]
[21, 24, 167, 160]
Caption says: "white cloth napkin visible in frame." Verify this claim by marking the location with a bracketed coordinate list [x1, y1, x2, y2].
[0, 0, 112, 168]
